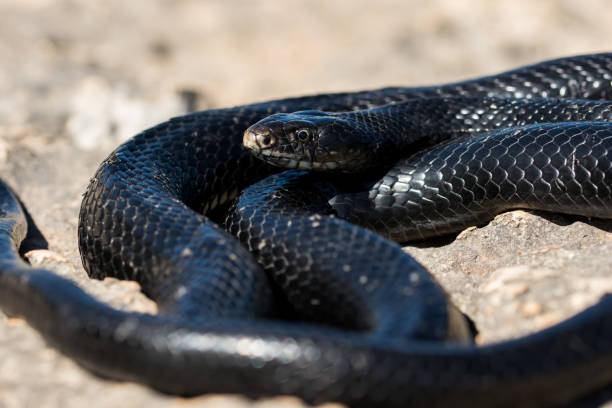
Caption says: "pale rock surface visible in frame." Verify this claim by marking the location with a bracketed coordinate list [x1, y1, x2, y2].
[1, 1, 611, 407]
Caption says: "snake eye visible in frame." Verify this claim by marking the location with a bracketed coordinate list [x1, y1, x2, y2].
[295, 129, 312, 143]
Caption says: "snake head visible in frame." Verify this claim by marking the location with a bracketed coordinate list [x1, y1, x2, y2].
[243, 111, 374, 172]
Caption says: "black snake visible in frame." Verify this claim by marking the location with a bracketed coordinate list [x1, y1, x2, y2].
[1, 53, 612, 407]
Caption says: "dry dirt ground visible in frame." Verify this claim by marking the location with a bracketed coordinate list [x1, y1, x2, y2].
[1, 1, 612, 407]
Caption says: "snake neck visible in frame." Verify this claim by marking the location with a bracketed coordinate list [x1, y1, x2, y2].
[322, 96, 612, 171]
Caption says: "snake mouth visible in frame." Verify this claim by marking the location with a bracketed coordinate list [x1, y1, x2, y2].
[252, 149, 340, 170]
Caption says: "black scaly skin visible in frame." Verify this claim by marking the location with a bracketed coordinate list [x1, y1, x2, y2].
[245, 97, 612, 172]
[0, 54, 609, 407]
[336, 122, 612, 241]
[250, 98, 612, 241]
[225, 171, 472, 341]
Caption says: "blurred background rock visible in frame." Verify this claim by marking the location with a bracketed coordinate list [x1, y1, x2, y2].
[0, 1, 611, 407]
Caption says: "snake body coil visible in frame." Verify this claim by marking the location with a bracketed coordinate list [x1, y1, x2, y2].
[0, 54, 612, 407]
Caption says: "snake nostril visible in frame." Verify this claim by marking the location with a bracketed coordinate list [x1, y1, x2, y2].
[243, 128, 275, 150]
[259, 134, 273, 147]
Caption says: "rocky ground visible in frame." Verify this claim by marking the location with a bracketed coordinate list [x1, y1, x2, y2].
[1, 1, 612, 407]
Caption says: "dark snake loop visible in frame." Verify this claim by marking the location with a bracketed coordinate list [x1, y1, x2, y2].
[0, 54, 611, 407]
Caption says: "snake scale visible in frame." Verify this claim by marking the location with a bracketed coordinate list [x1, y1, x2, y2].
[1, 54, 612, 407]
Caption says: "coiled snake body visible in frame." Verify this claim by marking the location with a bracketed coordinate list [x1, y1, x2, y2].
[1, 54, 612, 407]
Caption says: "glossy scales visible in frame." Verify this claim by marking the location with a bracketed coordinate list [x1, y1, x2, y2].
[0, 53, 611, 408]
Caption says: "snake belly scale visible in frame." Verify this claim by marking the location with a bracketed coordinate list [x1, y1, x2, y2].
[0, 54, 610, 407]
